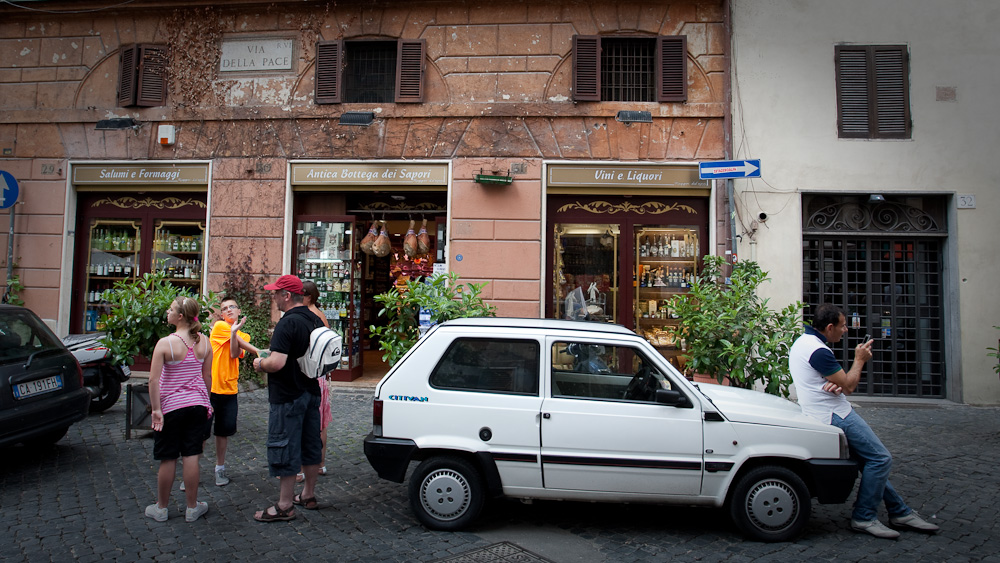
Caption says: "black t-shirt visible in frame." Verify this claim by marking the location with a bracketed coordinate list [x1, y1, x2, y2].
[267, 306, 322, 404]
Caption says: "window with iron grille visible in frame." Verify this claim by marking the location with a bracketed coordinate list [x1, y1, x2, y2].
[315, 39, 425, 104]
[117, 44, 168, 107]
[835, 45, 910, 139]
[573, 35, 687, 103]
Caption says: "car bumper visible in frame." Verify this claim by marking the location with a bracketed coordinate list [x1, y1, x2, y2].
[807, 458, 859, 504]
[363, 433, 417, 483]
[0, 388, 90, 448]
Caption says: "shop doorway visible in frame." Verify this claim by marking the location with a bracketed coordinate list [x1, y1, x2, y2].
[546, 195, 708, 369]
[802, 195, 947, 398]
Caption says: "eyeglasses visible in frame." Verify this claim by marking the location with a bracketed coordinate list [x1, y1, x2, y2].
[221, 305, 239, 312]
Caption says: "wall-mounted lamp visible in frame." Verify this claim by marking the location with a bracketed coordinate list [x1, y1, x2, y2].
[869, 194, 886, 203]
[615, 110, 653, 124]
[96, 118, 139, 130]
[339, 111, 375, 126]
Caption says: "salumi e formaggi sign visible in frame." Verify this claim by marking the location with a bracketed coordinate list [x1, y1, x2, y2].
[72, 164, 209, 185]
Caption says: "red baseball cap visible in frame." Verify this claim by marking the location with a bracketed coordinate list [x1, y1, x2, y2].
[263, 274, 304, 295]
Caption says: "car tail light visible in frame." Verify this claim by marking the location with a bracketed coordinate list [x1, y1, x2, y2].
[74, 358, 84, 387]
[373, 399, 383, 437]
[839, 432, 850, 459]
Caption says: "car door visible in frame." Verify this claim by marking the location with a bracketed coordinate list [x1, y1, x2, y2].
[541, 338, 704, 495]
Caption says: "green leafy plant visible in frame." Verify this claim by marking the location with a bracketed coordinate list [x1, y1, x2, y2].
[988, 326, 1000, 376]
[99, 271, 217, 367]
[370, 272, 497, 366]
[219, 254, 273, 385]
[668, 255, 804, 397]
[3, 274, 25, 306]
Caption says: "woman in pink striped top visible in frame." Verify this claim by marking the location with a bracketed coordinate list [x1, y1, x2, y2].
[145, 296, 214, 523]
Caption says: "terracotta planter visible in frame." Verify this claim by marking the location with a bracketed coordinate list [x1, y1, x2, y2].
[691, 372, 730, 386]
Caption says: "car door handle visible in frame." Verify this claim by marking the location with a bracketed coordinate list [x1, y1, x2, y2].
[542, 413, 550, 419]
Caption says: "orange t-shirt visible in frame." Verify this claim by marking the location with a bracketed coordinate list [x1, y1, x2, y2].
[210, 320, 250, 395]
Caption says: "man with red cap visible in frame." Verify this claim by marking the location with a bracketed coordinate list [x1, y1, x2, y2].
[251, 274, 324, 522]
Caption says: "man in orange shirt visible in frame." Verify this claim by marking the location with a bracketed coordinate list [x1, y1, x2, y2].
[209, 298, 260, 486]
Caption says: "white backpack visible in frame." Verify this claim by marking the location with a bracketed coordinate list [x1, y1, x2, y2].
[297, 326, 342, 379]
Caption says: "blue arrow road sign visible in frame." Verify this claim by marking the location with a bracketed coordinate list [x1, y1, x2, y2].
[0, 170, 19, 209]
[699, 159, 761, 179]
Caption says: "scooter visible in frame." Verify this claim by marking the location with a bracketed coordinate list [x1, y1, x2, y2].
[62, 332, 131, 413]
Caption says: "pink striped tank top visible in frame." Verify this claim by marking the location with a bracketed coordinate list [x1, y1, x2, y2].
[160, 334, 210, 415]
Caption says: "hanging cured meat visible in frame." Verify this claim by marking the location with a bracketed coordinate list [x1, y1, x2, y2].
[372, 221, 392, 257]
[417, 218, 431, 255]
[360, 221, 379, 255]
[403, 219, 418, 258]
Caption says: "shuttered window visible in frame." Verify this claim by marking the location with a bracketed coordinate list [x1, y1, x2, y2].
[315, 38, 425, 105]
[118, 44, 168, 107]
[835, 45, 910, 139]
[572, 35, 687, 103]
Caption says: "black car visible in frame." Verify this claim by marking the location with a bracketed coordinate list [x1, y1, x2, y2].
[0, 305, 90, 448]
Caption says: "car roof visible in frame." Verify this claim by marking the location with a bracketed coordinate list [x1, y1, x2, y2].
[437, 317, 637, 336]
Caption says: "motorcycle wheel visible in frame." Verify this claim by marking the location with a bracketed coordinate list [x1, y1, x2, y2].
[90, 373, 122, 413]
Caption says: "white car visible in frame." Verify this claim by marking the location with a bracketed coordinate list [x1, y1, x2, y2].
[364, 318, 857, 542]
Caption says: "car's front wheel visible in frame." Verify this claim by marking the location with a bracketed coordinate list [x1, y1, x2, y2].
[728, 465, 811, 542]
[408, 456, 485, 531]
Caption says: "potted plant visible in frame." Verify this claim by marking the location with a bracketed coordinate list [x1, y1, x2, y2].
[370, 272, 497, 366]
[667, 256, 803, 397]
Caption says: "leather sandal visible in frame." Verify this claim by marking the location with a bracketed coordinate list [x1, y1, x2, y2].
[254, 504, 296, 522]
[293, 494, 319, 510]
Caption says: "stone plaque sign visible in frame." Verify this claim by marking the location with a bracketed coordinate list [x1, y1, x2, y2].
[220, 37, 293, 72]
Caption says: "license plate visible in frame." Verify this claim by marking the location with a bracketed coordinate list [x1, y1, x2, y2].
[121, 364, 131, 377]
[13, 375, 64, 399]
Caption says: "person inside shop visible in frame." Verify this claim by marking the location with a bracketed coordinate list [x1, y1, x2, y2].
[209, 297, 260, 487]
[145, 296, 213, 523]
[789, 303, 940, 539]
[252, 275, 324, 522]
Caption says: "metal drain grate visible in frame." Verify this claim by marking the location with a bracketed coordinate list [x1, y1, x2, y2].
[433, 541, 554, 563]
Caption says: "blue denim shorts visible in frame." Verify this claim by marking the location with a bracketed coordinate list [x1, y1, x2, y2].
[266, 392, 321, 477]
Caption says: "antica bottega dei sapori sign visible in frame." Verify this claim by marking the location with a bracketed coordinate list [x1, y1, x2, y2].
[291, 163, 449, 186]
[72, 163, 209, 184]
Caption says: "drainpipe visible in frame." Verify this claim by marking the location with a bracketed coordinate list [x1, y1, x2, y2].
[5, 205, 13, 287]
[722, 0, 738, 264]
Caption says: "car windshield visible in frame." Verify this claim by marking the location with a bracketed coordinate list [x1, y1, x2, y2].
[0, 308, 64, 363]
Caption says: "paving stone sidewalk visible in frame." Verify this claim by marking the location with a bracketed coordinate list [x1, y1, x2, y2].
[3, 387, 999, 562]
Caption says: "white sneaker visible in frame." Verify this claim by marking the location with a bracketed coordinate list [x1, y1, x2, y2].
[185, 501, 209, 522]
[215, 468, 230, 487]
[851, 518, 900, 539]
[889, 511, 940, 533]
[178, 480, 186, 491]
[145, 504, 168, 522]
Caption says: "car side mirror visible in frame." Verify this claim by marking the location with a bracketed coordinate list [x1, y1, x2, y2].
[655, 388, 692, 408]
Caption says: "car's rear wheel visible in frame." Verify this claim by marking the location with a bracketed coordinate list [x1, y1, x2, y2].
[729, 465, 810, 542]
[408, 456, 485, 531]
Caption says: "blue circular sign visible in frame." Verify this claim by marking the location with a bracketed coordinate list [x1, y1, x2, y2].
[455, 254, 463, 262]
[0, 170, 19, 210]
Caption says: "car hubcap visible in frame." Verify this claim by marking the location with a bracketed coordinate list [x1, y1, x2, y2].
[745, 479, 798, 531]
[420, 469, 470, 521]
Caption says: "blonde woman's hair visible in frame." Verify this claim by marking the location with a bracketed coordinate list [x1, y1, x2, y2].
[174, 296, 202, 344]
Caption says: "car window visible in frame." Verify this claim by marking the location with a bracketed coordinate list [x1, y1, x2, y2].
[429, 338, 540, 395]
[551, 341, 671, 402]
[0, 309, 63, 363]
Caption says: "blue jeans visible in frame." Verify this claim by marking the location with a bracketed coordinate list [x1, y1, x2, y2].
[831, 410, 911, 522]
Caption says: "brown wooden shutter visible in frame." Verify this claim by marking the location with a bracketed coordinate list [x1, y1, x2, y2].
[572, 35, 600, 101]
[117, 45, 137, 107]
[656, 36, 687, 102]
[315, 40, 343, 104]
[136, 44, 168, 107]
[836, 46, 873, 138]
[872, 46, 910, 138]
[395, 39, 425, 103]
[836, 45, 910, 139]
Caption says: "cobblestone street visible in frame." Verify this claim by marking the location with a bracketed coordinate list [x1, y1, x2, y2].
[4, 386, 999, 562]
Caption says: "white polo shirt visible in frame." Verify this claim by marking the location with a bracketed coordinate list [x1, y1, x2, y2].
[789, 325, 853, 424]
